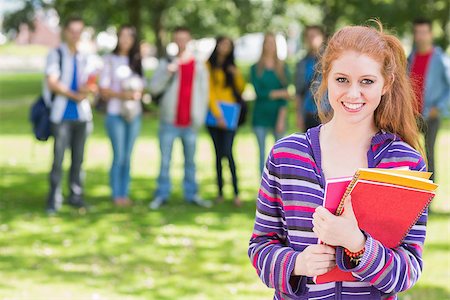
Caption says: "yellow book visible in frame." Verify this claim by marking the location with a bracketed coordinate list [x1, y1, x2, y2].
[335, 168, 438, 216]
[375, 169, 432, 180]
[357, 168, 437, 191]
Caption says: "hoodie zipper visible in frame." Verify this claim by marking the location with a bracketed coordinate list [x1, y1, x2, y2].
[335, 281, 342, 300]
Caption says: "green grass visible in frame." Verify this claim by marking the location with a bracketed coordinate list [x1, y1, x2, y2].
[0, 73, 449, 299]
[0, 43, 49, 56]
[0, 72, 42, 102]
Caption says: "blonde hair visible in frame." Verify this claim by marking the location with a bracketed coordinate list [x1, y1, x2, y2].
[315, 20, 423, 154]
[257, 32, 287, 86]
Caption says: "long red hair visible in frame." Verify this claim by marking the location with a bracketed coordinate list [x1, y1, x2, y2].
[315, 20, 423, 154]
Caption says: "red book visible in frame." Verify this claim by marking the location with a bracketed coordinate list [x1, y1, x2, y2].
[314, 170, 436, 284]
[314, 177, 355, 283]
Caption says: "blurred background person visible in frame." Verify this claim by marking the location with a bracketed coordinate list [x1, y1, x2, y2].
[295, 25, 325, 132]
[99, 25, 144, 207]
[148, 26, 211, 210]
[408, 18, 450, 182]
[206, 36, 246, 207]
[251, 32, 291, 174]
[44, 16, 94, 214]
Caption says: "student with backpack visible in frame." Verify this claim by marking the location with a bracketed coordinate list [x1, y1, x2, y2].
[43, 17, 93, 214]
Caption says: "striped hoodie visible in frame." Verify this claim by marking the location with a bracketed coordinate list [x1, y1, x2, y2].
[248, 125, 428, 300]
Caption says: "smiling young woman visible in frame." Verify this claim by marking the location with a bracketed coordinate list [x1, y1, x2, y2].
[248, 20, 428, 300]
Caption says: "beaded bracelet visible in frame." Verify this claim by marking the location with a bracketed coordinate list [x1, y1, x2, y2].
[344, 247, 365, 265]
[344, 247, 365, 258]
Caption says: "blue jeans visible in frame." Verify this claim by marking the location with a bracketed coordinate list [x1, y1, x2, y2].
[254, 126, 284, 174]
[155, 122, 198, 201]
[105, 114, 141, 199]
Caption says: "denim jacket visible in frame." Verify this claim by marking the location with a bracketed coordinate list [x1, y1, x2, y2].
[408, 46, 450, 118]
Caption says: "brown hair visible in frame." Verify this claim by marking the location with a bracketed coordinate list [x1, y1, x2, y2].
[63, 16, 84, 29]
[315, 20, 423, 154]
[257, 32, 287, 86]
[303, 25, 325, 39]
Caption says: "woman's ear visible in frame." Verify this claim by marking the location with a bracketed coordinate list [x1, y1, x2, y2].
[382, 74, 395, 96]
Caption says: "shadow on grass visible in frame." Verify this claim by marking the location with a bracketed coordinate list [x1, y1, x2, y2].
[0, 165, 260, 299]
[402, 285, 450, 300]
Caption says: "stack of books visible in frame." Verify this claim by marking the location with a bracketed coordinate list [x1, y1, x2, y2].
[314, 168, 438, 284]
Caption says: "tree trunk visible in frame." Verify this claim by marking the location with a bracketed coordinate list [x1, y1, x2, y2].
[321, 0, 340, 38]
[438, 0, 449, 50]
[127, 0, 142, 38]
[153, 13, 166, 58]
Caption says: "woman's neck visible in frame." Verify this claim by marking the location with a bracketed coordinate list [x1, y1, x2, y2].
[262, 55, 275, 68]
[217, 55, 225, 66]
[323, 117, 378, 148]
[118, 49, 129, 56]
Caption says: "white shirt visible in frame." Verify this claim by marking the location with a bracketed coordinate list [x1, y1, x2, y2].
[99, 54, 145, 116]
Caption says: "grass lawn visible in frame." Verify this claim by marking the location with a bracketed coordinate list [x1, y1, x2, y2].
[0, 43, 49, 56]
[0, 73, 449, 300]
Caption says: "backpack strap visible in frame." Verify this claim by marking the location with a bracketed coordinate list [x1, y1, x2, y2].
[50, 47, 63, 102]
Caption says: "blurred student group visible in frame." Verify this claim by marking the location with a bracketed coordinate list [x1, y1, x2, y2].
[37, 16, 449, 215]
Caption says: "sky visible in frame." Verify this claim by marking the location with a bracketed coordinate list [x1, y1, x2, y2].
[0, 0, 25, 18]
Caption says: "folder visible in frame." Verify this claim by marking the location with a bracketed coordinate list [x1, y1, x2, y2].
[314, 168, 437, 284]
[205, 102, 241, 129]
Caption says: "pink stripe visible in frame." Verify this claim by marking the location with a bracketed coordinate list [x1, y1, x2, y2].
[372, 143, 381, 152]
[377, 161, 418, 168]
[358, 244, 377, 273]
[370, 251, 394, 284]
[259, 190, 283, 204]
[273, 152, 318, 169]
[410, 243, 423, 253]
[252, 252, 259, 270]
[398, 249, 411, 288]
[284, 205, 315, 213]
[281, 252, 292, 293]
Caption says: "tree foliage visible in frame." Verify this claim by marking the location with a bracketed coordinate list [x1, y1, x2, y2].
[2, 0, 449, 54]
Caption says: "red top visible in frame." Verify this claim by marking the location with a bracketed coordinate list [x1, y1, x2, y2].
[175, 59, 195, 127]
[410, 50, 433, 114]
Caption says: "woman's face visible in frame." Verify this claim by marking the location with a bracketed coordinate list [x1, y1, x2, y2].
[263, 35, 277, 56]
[217, 38, 233, 57]
[118, 28, 135, 54]
[327, 50, 387, 125]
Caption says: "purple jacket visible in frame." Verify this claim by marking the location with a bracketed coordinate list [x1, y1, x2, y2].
[249, 125, 428, 300]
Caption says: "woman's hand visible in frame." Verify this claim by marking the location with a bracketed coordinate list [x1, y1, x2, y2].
[131, 91, 142, 101]
[296, 113, 305, 132]
[312, 196, 366, 252]
[269, 89, 290, 100]
[119, 90, 139, 100]
[217, 117, 227, 129]
[275, 119, 285, 135]
[293, 244, 336, 277]
[275, 107, 287, 136]
[227, 65, 237, 75]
